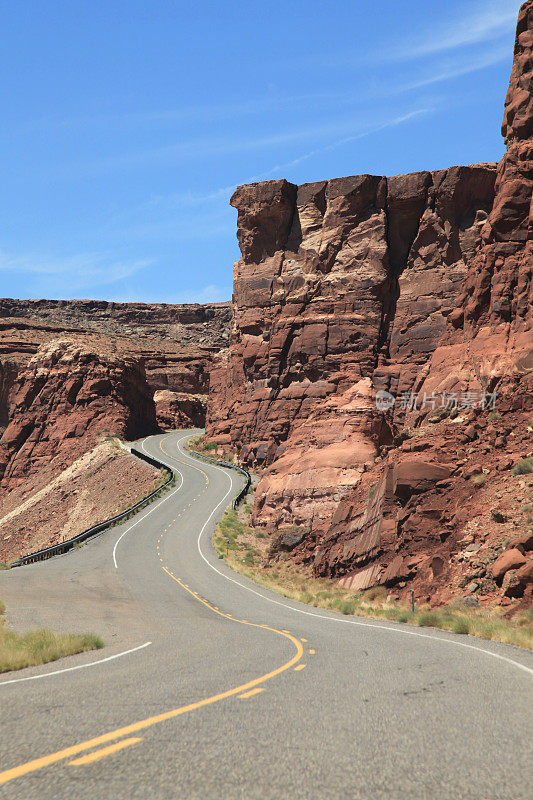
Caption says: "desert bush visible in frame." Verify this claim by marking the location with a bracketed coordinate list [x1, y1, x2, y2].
[417, 612, 441, 627]
[451, 619, 470, 635]
[363, 586, 388, 602]
[512, 457, 533, 475]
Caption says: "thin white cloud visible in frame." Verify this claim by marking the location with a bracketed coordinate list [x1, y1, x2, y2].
[49, 110, 439, 178]
[0, 250, 151, 294]
[391, 0, 518, 60]
[21, 91, 344, 135]
[144, 185, 236, 211]
[399, 44, 511, 91]
[109, 284, 232, 304]
[157, 285, 232, 304]
[255, 108, 431, 180]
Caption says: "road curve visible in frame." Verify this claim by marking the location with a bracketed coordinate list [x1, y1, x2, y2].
[0, 430, 531, 800]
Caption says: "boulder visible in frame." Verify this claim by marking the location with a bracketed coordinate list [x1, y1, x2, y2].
[516, 559, 533, 585]
[492, 548, 527, 583]
[509, 532, 533, 552]
[502, 569, 525, 598]
[394, 460, 453, 495]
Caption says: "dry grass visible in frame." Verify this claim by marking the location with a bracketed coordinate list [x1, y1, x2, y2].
[0, 601, 103, 673]
[213, 508, 533, 651]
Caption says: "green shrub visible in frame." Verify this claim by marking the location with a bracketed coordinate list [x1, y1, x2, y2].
[417, 612, 441, 627]
[335, 599, 357, 615]
[452, 619, 470, 635]
[512, 457, 533, 476]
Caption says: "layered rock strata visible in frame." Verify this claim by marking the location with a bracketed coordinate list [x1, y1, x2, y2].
[0, 339, 157, 493]
[206, 1, 533, 605]
[0, 299, 230, 429]
[207, 165, 498, 530]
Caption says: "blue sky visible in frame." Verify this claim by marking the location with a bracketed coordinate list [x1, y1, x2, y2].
[0, 0, 522, 303]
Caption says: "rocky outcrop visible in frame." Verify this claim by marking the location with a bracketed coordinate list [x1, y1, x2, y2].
[0, 298, 230, 428]
[153, 390, 206, 429]
[399, 0, 532, 430]
[0, 339, 157, 492]
[0, 360, 17, 435]
[206, 1, 533, 607]
[207, 164, 498, 531]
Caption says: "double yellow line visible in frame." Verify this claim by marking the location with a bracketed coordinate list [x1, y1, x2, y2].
[0, 434, 305, 788]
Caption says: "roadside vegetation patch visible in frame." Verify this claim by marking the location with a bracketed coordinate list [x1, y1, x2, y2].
[0, 601, 103, 673]
[188, 434, 236, 464]
[213, 508, 533, 651]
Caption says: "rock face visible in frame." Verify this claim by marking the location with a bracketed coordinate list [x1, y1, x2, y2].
[207, 166, 497, 530]
[153, 390, 206, 429]
[0, 340, 157, 492]
[206, 1, 533, 606]
[0, 298, 230, 429]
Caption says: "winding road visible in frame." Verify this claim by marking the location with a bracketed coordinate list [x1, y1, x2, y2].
[0, 430, 531, 800]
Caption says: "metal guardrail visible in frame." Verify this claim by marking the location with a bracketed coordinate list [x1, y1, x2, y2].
[10, 446, 175, 568]
[187, 449, 251, 509]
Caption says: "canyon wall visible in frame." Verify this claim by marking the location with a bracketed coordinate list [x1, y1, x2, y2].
[0, 298, 230, 430]
[0, 339, 157, 492]
[207, 1, 533, 606]
[207, 166, 498, 530]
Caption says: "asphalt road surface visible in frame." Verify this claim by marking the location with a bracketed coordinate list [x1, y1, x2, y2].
[1, 430, 532, 800]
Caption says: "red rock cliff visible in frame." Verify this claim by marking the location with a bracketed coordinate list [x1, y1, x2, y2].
[0, 339, 157, 493]
[207, 164, 498, 528]
[0, 298, 230, 429]
[206, 2, 533, 605]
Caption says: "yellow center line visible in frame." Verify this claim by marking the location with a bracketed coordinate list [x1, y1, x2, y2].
[69, 738, 143, 766]
[309, 649, 315, 655]
[238, 688, 264, 699]
[0, 434, 305, 788]
[294, 664, 306, 671]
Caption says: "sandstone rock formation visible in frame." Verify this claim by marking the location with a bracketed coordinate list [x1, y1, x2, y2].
[207, 165, 498, 528]
[0, 298, 230, 429]
[206, 1, 533, 607]
[0, 339, 157, 493]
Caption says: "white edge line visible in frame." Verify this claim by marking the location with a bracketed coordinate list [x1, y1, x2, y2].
[0, 642, 152, 686]
[173, 436, 533, 678]
[112, 438, 184, 569]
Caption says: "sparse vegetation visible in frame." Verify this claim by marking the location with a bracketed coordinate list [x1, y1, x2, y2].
[512, 457, 533, 476]
[0, 601, 103, 673]
[189, 434, 216, 452]
[213, 507, 533, 650]
[189, 434, 235, 463]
